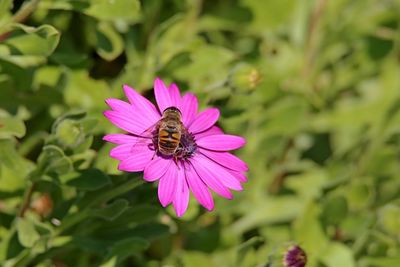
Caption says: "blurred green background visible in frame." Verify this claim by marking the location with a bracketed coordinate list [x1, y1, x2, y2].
[1, 0, 400, 266]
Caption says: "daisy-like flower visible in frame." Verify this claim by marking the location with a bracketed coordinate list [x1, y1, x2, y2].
[103, 78, 248, 217]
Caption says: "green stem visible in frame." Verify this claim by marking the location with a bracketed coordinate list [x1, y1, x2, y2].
[13, 0, 41, 23]
[89, 177, 144, 207]
[0, 0, 41, 41]
[17, 181, 35, 217]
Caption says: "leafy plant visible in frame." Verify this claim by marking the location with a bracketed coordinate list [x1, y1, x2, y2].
[1, 0, 400, 266]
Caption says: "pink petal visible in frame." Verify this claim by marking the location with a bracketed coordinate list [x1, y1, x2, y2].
[196, 155, 243, 191]
[172, 163, 189, 217]
[196, 134, 246, 151]
[105, 98, 156, 132]
[110, 143, 134, 160]
[199, 149, 248, 172]
[184, 163, 214, 211]
[158, 164, 178, 207]
[169, 83, 181, 109]
[154, 78, 173, 113]
[191, 154, 243, 193]
[143, 156, 171, 182]
[103, 134, 137, 145]
[189, 108, 220, 134]
[123, 85, 160, 123]
[190, 158, 233, 199]
[105, 98, 130, 111]
[228, 170, 248, 183]
[192, 154, 243, 191]
[180, 93, 198, 127]
[194, 126, 224, 139]
[103, 110, 147, 135]
[118, 146, 154, 172]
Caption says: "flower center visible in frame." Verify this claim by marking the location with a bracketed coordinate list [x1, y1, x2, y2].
[175, 131, 197, 160]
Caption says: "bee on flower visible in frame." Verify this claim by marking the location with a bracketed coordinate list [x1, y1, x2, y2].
[103, 78, 248, 217]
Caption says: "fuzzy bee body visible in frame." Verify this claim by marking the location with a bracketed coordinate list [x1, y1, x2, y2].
[133, 106, 196, 161]
[157, 107, 183, 156]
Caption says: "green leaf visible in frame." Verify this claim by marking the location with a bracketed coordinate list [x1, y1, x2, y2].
[0, 0, 13, 34]
[321, 196, 348, 226]
[320, 242, 356, 267]
[33, 66, 62, 89]
[62, 168, 111, 190]
[378, 204, 400, 237]
[42, 145, 73, 175]
[16, 217, 40, 248]
[262, 97, 308, 136]
[285, 169, 329, 199]
[51, 110, 87, 133]
[85, 0, 141, 23]
[96, 22, 124, 61]
[242, 0, 296, 31]
[232, 196, 304, 234]
[345, 181, 374, 211]
[0, 110, 26, 138]
[0, 24, 60, 67]
[5, 24, 60, 56]
[359, 256, 400, 267]
[236, 236, 264, 266]
[32, 145, 73, 180]
[0, 139, 33, 192]
[173, 44, 236, 87]
[55, 118, 84, 148]
[0, 0, 12, 17]
[181, 252, 218, 267]
[64, 70, 111, 110]
[100, 256, 117, 267]
[90, 199, 129, 221]
[105, 237, 149, 262]
[80, 117, 99, 134]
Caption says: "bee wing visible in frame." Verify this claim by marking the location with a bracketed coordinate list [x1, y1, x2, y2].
[130, 122, 159, 153]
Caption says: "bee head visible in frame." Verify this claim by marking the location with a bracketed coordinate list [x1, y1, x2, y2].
[163, 106, 181, 114]
[162, 106, 182, 121]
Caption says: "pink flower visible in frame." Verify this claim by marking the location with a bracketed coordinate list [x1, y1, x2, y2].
[103, 78, 248, 217]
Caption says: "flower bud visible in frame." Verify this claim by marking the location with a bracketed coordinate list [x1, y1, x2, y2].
[230, 63, 262, 92]
[55, 119, 85, 148]
[31, 193, 53, 217]
[283, 245, 307, 267]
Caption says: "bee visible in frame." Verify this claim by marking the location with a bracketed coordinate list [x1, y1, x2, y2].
[157, 106, 183, 156]
[132, 106, 196, 162]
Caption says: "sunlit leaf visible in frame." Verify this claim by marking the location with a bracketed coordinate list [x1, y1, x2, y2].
[0, 24, 60, 67]
[0, 110, 26, 138]
[320, 242, 356, 267]
[96, 22, 124, 61]
[16, 218, 40, 248]
[85, 0, 141, 22]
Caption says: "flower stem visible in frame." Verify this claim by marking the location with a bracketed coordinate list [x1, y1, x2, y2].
[88, 176, 145, 207]
[17, 181, 35, 217]
[13, 0, 41, 24]
[0, 0, 41, 41]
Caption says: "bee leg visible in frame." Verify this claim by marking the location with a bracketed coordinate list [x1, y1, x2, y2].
[151, 150, 157, 160]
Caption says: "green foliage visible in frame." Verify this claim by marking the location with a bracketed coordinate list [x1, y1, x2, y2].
[0, 0, 400, 266]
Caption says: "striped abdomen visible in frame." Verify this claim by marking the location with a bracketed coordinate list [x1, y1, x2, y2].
[158, 127, 181, 155]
